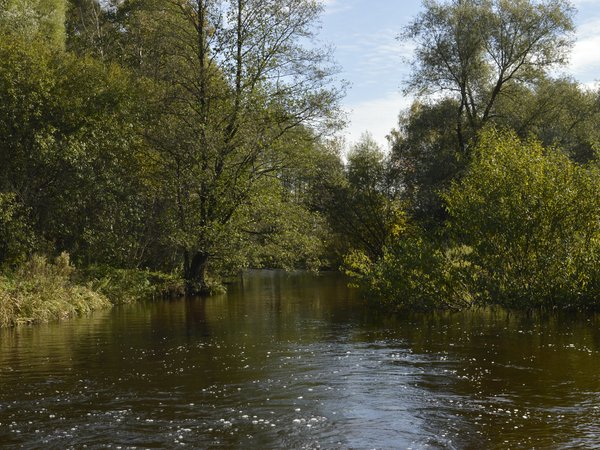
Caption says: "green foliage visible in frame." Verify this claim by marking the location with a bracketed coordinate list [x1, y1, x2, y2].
[0, 193, 34, 267]
[0, 253, 110, 327]
[391, 0, 579, 232]
[0, 0, 597, 317]
[0, 36, 160, 269]
[403, 0, 574, 151]
[0, 0, 67, 49]
[349, 130, 599, 312]
[65, 0, 117, 59]
[80, 266, 185, 305]
[443, 129, 600, 308]
[493, 77, 600, 163]
[344, 229, 473, 312]
[0, 1, 343, 301]
[390, 79, 600, 229]
[389, 99, 466, 225]
[316, 134, 405, 261]
[120, 0, 343, 292]
[239, 179, 331, 272]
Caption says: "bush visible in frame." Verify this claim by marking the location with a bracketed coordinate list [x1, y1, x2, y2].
[0, 253, 111, 327]
[0, 192, 35, 267]
[347, 130, 600, 312]
[443, 129, 600, 308]
[344, 229, 474, 311]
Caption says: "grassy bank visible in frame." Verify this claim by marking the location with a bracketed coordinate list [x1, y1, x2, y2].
[0, 254, 185, 327]
[81, 265, 185, 304]
[0, 253, 110, 327]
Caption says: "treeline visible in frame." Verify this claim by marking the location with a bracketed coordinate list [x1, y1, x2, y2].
[1, 0, 599, 323]
[0, 0, 350, 315]
[344, 0, 600, 310]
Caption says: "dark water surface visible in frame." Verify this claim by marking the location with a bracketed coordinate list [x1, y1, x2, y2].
[1, 271, 600, 449]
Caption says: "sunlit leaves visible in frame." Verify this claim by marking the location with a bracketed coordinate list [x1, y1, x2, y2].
[444, 129, 600, 307]
[0, 0, 67, 49]
[402, 0, 575, 151]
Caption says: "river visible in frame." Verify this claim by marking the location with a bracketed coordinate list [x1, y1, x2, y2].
[1, 270, 600, 448]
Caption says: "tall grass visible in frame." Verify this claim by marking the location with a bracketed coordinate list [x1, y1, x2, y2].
[0, 253, 111, 327]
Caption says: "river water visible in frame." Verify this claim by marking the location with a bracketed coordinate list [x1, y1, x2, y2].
[1, 270, 600, 449]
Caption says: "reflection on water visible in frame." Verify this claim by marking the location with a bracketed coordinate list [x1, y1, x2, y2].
[1, 270, 600, 448]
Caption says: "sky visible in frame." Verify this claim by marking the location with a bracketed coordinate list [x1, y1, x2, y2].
[317, 0, 600, 150]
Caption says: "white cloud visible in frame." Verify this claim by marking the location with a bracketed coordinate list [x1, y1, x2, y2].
[342, 92, 413, 151]
[332, 28, 415, 128]
[333, 28, 415, 150]
[569, 18, 600, 81]
[341, 29, 414, 81]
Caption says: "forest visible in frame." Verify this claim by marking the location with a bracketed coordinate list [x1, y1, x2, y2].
[0, 0, 599, 326]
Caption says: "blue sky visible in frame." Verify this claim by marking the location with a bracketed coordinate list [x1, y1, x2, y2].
[318, 0, 600, 149]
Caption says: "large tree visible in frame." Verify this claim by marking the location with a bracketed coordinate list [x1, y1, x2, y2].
[109, 0, 343, 292]
[390, 0, 577, 224]
[401, 0, 575, 154]
[493, 77, 600, 163]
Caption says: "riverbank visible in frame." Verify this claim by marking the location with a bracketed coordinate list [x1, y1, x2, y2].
[0, 254, 185, 327]
[0, 254, 110, 327]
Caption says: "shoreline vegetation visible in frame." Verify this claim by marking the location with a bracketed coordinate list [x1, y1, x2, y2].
[0, 253, 186, 328]
[344, 130, 600, 312]
[0, 254, 110, 327]
[1, 0, 600, 327]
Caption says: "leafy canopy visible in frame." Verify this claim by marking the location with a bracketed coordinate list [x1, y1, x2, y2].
[444, 129, 600, 308]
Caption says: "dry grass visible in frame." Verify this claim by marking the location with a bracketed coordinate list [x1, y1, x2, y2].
[0, 253, 111, 327]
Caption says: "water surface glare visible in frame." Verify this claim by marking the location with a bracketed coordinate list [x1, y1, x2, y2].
[2, 270, 600, 448]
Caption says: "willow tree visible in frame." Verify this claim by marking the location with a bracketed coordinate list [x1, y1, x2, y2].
[115, 0, 342, 292]
[0, 0, 67, 48]
[401, 0, 575, 154]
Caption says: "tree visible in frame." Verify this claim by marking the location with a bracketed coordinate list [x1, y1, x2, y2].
[401, 0, 575, 154]
[65, 0, 119, 60]
[0, 0, 67, 48]
[315, 134, 405, 261]
[390, 78, 600, 225]
[443, 129, 600, 308]
[493, 77, 600, 163]
[114, 0, 343, 292]
[232, 175, 332, 272]
[351, 129, 600, 311]
[388, 99, 464, 226]
[0, 36, 155, 269]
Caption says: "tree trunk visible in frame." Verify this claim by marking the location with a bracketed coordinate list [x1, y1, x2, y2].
[184, 250, 210, 295]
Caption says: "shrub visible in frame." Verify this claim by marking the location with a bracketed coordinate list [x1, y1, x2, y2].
[81, 265, 185, 304]
[443, 129, 600, 308]
[344, 229, 474, 311]
[0, 192, 35, 267]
